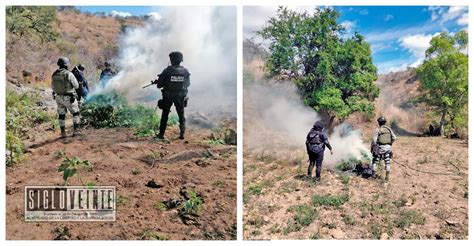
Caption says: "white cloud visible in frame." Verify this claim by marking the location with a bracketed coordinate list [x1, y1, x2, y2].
[243, 6, 317, 39]
[457, 13, 468, 26]
[428, 6, 468, 25]
[147, 12, 162, 21]
[384, 15, 394, 22]
[428, 6, 443, 21]
[111, 10, 132, 18]
[441, 6, 468, 24]
[399, 33, 437, 59]
[341, 20, 356, 32]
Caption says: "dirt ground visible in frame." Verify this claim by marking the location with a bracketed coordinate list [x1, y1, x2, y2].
[6, 125, 236, 240]
[243, 137, 468, 240]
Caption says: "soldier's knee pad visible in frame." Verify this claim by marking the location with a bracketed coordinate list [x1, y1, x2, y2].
[58, 114, 66, 120]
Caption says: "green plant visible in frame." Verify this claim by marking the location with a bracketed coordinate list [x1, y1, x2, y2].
[85, 181, 95, 188]
[417, 30, 468, 134]
[393, 194, 408, 208]
[131, 168, 142, 175]
[288, 204, 318, 227]
[258, 7, 379, 122]
[339, 175, 350, 185]
[154, 201, 167, 212]
[57, 156, 93, 185]
[182, 191, 203, 215]
[342, 214, 356, 226]
[139, 229, 168, 240]
[312, 194, 348, 207]
[53, 148, 66, 159]
[394, 210, 426, 228]
[6, 90, 54, 166]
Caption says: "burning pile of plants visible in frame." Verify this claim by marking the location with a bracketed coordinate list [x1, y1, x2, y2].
[81, 91, 177, 137]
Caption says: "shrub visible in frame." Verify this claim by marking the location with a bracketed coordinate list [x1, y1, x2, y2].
[312, 194, 348, 207]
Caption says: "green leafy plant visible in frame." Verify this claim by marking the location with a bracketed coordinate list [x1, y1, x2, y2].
[182, 191, 203, 215]
[258, 7, 379, 125]
[312, 194, 348, 207]
[6, 90, 54, 166]
[154, 201, 167, 212]
[57, 156, 93, 185]
[417, 30, 468, 135]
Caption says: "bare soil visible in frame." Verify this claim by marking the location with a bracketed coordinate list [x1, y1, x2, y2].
[243, 137, 468, 240]
[6, 125, 236, 240]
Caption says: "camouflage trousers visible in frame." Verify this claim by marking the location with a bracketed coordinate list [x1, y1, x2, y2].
[372, 150, 392, 172]
[55, 95, 80, 127]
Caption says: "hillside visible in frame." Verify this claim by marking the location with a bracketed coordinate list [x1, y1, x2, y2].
[243, 40, 468, 240]
[5, 7, 237, 240]
[6, 8, 143, 85]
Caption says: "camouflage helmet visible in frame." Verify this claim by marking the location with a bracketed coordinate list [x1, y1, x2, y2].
[169, 51, 183, 64]
[57, 57, 70, 67]
[377, 116, 387, 125]
[77, 64, 85, 71]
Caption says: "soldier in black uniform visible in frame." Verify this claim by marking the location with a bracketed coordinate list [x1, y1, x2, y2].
[306, 121, 333, 182]
[155, 51, 190, 140]
[71, 64, 89, 107]
[99, 61, 117, 88]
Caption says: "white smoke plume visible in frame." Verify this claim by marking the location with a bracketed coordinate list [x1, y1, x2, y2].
[244, 81, 371, 169]
[92, 7, 236, 116]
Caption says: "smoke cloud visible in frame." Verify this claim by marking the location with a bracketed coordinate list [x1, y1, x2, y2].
[244, 81, 371, 169]
[92, 7, 236, 116]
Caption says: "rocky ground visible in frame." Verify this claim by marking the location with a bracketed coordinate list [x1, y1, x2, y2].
[6, 124, 237, 240]
[243, 137, 468, 239]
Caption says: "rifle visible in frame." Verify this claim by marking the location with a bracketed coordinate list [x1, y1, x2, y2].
[142, 74, 161, 89]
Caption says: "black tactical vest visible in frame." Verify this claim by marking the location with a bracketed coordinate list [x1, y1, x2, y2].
[163, 66, 189, 92]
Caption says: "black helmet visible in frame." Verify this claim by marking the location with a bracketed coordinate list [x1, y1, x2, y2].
[57, 57, 70, 67]
[377, 116, 387, 126]
[169, 51, 183, 64]
[313, 120, 324, 131]
[104, 61, 111, 67]
[77, 64, 85, 71]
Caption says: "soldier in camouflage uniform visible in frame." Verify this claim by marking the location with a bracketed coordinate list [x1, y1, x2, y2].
[371, 116, 396, 182]
[155, 51, 190, 140]
[51, 57, 81, 138]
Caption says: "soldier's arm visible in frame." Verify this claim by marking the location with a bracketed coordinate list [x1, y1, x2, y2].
[68, 72, 79, 89]
[372, 129, 379, 145]
[390, 129, 397, 144]
[323, 133, 332, 150]
[156, 68, 168, 89]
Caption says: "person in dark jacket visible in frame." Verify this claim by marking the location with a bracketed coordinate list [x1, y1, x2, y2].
[71, 64, 89, 107]
[155, 51, 190, 140]
[99, 61, 117, 88]
[306, 120, 333, 182]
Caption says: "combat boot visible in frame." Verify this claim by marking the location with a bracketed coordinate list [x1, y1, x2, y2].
[72, 123, 82, 137]
[385, 171, 390, 182]
[60, 126, 67, 139]
[155, 133, 165, 140]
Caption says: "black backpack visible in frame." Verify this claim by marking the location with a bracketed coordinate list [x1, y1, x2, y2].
[307, 130, 324, 153]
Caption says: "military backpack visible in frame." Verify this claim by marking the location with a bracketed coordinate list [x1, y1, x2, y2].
[51, 69, 75, 95]
[377, 126, 393, 145]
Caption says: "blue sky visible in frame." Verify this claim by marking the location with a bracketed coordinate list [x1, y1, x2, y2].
[77, 6, 162, 17]
[243, 6, 468, 74]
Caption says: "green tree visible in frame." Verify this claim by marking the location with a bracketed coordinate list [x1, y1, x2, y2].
[6, 6, 58, 42]
[416, 31, 468, 135]
[258, 7, 379, 125]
